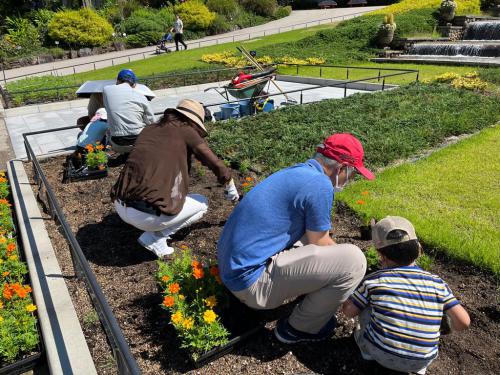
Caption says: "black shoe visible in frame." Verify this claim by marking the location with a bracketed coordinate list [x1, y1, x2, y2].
[274, 315, 337, 344]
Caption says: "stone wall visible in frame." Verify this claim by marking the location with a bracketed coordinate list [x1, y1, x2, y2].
[438, 25, 464, 40]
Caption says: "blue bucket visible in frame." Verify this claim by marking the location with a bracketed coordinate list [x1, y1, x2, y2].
[239, 99, 253, 117]
[220, 103, 240, 120]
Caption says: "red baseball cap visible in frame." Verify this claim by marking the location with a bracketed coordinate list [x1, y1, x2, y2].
[316, 133, 375, 180]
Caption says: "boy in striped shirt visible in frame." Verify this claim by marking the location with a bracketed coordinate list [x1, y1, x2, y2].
[342, 216, 470, 374]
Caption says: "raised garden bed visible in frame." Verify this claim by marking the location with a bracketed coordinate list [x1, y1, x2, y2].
[24, 156, 500, 374]
[0, 172, 42, 374]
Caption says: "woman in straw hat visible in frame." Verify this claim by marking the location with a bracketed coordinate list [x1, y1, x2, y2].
[111, 99, 239, 257]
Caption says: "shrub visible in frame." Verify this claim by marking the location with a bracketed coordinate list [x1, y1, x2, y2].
[241, 0, 278, 17]
[27, 9, 55, 46]
[371, 0, 481, 15]
[208, 14, 233, 35]
[122, 7, 175, 35]
[233, 9, 267, 28]
[274, 5, 292, 19]
[3, 17, 41, 52]
[126, 31, 163, 47]
[174, 0, 216, 31]
[48, 8, 113, 48]
[206, 0, 239, 18]
[364, 247, 380, 270]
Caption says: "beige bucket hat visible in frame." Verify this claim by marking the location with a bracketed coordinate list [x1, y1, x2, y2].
[173, 99, 207, 136]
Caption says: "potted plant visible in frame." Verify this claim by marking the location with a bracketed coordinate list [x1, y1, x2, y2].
[64, 143, 108, 182]
[440, 0, 457, 22]
[376, 14, 397, 47]
[157, 247, 263, 366]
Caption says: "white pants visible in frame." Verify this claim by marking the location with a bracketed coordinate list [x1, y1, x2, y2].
[114, 194, 208, 237]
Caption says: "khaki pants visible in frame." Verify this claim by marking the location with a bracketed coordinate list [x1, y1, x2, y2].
[233, 243, 366, 334]
[109, 138, 134, 154]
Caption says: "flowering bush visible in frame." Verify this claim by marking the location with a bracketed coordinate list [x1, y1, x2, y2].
[241, 176, 255, 194]
[435, 71, 487, 91]
[201, 52, 325, 67]
[371, 0, 480, 16]
[157, 247, 229, 359]
[84, 143, 108, 170]
[174, 0, 216, 31]
[0, 171, 39, 363]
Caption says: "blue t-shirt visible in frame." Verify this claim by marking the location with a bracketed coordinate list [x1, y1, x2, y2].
[217, 159, 334, 292]
[77, 119, 108, 147]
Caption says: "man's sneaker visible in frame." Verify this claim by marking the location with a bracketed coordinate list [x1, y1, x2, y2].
[138, 232, 174, 257]
[274, 315, 337, 344]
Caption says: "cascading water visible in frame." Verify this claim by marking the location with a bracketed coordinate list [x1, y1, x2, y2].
[463, 21, 500, 41]
[408, 42, 500, 57]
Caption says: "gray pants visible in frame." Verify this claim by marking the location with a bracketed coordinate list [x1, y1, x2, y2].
[109, 138, 134, 154]
[355, 308, 434, 374]
[233, 243, 366, 334]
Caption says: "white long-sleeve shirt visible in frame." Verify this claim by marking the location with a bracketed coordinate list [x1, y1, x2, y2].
[174, 18, 183, 34]
[103, 83, 156, 137]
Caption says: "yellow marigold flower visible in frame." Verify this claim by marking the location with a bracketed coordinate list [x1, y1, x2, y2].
[0, 316, 3, 323]
[0, 236, 6, 244]
[171, 311, 183, 325]
[9, 255, 17, 261]
[182, 317, 194, 330]
[0, 301, 3, 309]
[2, 271, 9, 277]
[178, 294, 185, 301]
[26, 304, 37, 312]
[205, 295, 217, 308]
[203, 310, 217, 324]
[0, 171, 5, 177]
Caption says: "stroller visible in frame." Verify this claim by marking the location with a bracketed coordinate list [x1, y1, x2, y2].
[156, 32, 173, 54]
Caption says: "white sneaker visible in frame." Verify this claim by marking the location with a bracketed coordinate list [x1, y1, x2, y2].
[137, 232, 174, 257]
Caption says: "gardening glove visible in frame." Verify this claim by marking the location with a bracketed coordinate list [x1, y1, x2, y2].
[224, 178, 239, 202]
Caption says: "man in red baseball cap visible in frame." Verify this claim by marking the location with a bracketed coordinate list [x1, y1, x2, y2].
[218, 133, 374, 345]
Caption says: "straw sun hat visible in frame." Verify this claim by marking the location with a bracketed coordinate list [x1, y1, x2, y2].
[173, 99, 207, 136]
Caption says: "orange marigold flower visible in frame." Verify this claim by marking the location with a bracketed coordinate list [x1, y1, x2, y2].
[361, 191, 369, 196]
[168, 283, 180, 294]
[2, 271, 9, 277]
[356, 200, 366, 205]
[215, 275, 222, 285]
[2, 284, 13, 300]
[163, 296, 175, 308]
[24, 285, 32, 293]
[161, 275, 170, 282]
[0, 198, 9, 205]
[191, 260, 200, 268]
[0, 178, 7, 184]
[245, 177, 253, 182]
[209, 265, 219, 277]
[16, 286, 28, 299]
[242, 182, 250, 187]
[7, 243, 16, 252]
[180, 244, 189, 250]
[193, 267, 204, 280]
[85, 144, 94, 152]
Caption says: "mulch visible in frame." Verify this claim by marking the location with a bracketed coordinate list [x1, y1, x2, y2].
[26, 156, 499, 375]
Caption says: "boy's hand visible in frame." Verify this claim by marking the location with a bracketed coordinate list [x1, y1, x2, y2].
[342, 299, 361, 318]
[446, 304, 470, 331]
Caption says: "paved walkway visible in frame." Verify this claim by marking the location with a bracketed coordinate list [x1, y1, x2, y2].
[1, 7, 384, 82]
[5, 79, 369, 159]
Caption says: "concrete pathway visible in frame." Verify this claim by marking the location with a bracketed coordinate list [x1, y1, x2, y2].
[2, 7, 384, 82]
[5, 79, 369, 159]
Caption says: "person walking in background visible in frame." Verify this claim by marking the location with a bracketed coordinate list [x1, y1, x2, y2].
[173, 14, 187, 51]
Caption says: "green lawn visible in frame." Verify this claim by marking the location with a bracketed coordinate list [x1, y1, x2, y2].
[338, 126, 500, 277]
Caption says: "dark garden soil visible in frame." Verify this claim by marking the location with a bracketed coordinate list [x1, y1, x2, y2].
[26, 156, 499, 375]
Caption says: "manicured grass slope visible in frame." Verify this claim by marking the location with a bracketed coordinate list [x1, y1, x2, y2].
[208, 84, 500, 174]
[338, 126, 500, 276]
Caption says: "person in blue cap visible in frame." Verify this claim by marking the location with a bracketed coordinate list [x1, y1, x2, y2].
[103, 69, 156, 155]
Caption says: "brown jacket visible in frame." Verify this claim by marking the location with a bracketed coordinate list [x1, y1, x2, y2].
[111, 110, 231, 215]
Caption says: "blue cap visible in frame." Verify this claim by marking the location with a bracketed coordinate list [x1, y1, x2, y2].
[117, 69, 137, 84]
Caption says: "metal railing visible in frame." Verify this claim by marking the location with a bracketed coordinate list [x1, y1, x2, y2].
[2, 10, 372, 83]
[23, 128, 141, 375]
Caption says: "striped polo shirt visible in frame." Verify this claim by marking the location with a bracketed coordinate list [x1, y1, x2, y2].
[350, 266, 459, 360]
